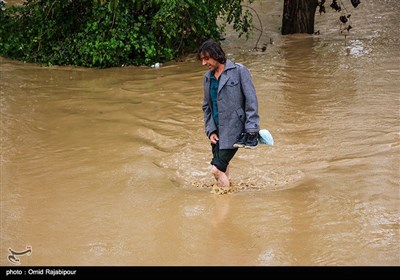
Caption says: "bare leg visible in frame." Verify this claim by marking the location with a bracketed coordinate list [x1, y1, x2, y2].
[211, 165, 230, 188]
[225, 165, 231, 181]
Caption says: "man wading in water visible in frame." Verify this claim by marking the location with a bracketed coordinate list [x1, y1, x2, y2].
[198, 39, 260, 189]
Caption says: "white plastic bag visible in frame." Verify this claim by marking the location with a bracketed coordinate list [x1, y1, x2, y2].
[258, 129, 274, 146]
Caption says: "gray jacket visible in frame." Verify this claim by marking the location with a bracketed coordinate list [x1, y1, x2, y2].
[202, 59, 260, 149]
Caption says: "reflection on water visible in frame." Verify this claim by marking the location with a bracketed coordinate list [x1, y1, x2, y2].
[1, 0, 399, 266]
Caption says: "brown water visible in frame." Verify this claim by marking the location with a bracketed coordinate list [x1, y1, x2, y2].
[1, 0, 399, 266]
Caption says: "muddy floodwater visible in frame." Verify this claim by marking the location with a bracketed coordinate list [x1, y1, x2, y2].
[1, 0, 399, 266]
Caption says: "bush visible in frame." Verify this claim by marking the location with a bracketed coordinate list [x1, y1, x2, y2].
[0, 0, 253, 67]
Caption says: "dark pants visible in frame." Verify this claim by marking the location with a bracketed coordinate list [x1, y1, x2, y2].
[211, 142, 238, 173]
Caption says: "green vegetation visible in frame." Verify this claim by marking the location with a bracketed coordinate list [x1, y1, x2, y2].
[0, 0, 253, 67]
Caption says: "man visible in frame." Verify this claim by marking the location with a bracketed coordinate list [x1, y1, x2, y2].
[198, 39, 260, 189]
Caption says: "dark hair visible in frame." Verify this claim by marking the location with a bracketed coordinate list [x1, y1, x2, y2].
[197, 39, 226, 64]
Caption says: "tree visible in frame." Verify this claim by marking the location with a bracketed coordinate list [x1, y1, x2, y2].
[0, 0, 361, 67]
[282, 0, 319, 35]
[281, 0, 361, 35]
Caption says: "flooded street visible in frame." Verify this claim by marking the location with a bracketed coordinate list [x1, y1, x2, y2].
[1, 0, 399, 266]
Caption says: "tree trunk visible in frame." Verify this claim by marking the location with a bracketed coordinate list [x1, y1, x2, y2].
[281, 0, 319, 35]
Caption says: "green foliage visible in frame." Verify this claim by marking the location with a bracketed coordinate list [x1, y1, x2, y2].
[0, 0, 253, 67]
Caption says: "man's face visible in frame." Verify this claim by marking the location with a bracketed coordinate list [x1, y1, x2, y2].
[199, 52, 220, 72]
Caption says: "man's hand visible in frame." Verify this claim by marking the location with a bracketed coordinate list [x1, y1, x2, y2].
[210, 133, 219, 144]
